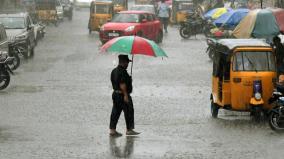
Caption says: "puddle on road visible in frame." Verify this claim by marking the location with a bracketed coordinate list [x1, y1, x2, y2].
[7, 85, 44, 93]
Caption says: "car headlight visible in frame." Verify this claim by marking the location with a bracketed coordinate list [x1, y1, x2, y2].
[125, 26, 135, 32]
[15, 34, 28, 41]
[255, 92, 262, 100]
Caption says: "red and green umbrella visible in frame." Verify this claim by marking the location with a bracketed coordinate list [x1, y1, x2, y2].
[101, 36, 167, 74]
[101, 36, 167, 57]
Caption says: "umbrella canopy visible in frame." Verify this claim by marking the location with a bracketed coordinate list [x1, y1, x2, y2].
[101, 36, 167, 57]
[101, 36, 167, 75]
[204, 7, 232, 20]
[213, 8, 249, 29]
[233, 9, 283, 38]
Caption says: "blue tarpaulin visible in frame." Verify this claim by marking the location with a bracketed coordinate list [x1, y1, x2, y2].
[214, 8, 249, 29]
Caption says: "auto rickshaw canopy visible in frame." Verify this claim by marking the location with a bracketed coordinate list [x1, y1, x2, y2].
[214, 39, 271, 56]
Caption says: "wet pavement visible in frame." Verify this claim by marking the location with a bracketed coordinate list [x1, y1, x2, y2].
[0, 8, 284, 159]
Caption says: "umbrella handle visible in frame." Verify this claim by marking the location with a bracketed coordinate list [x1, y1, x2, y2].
[131, 55, 134, 76]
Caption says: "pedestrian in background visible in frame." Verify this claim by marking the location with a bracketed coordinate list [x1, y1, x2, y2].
[109, 55, 140, 137]
[158, 0, 170, 33]
[273, 36, 284, 74]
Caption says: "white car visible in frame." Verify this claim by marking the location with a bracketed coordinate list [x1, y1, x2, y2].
[75, 0, 93, 8]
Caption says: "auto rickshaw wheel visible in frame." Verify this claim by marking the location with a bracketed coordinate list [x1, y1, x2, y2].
[211, 101, 219, 118]
[251, 106, 265, 122]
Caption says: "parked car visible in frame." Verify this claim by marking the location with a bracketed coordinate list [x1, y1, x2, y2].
[0, 12, 36, 58]
[130, 5, 157, 14]
[99, 11, 163, 44]
[60, 0, 73, 20]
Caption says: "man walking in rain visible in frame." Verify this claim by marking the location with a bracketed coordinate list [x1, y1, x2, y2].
[109, 55, 140, 137]
[158, 0, 170, 33]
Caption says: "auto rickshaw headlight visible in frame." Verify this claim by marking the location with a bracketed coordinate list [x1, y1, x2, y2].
[255, 92, 262, 100]
[125, 26, 135, 32]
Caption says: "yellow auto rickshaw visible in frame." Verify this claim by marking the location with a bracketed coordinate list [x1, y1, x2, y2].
[113, 0, 128, 13]
[89, 0, 113, 33]
[172, 0, 195, 24]
[211, 39, 277, 119]
[35, 0, 58, 25]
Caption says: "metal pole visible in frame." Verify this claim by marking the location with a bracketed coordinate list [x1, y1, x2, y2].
[261, 0, 263, 9]
[130, 55, 134, 76]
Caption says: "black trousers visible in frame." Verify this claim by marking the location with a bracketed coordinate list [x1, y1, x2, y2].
[110, 93, 134, 130]
[159, 17, 169, 31]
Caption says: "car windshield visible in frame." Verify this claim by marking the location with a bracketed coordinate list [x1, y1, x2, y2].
[131, 6, 154, 13]
[0, 17, 25, 29]
[233, 51, 276, 72]
[95, 4, 111, 14]
[111, 13, 140, 23]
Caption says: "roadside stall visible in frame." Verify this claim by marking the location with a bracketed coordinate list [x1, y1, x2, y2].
[233, 8, 284, 39]
[35, 0, 59, 26]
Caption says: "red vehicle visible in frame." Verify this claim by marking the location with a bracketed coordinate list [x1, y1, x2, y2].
[99, 11, 163, 44]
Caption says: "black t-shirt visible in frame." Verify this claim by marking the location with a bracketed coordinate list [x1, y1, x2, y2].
[275, 44, 284, 65]
[111, 65, 133, 94]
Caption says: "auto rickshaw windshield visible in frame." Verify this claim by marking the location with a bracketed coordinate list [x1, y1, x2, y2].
[94, 4, 111, 14]
[233, 51, 276, 72]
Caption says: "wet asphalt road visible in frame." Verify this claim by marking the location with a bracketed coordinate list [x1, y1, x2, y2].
[1, 8, 284, 159]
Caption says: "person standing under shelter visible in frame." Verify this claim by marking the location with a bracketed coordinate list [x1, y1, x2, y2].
[273, 36, 284, 74]
[158, 0, 170, 33]
[109, 55, 140, 137]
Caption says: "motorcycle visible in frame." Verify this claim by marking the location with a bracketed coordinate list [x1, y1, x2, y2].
[7, 42, 24, 70]
[0, 53, 14, 90]
[179, 12, 214, 39]
[268, 86, 284, 131]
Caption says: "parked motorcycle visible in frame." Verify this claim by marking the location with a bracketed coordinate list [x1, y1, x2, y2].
[179, 12, 214, 39]
[0, 53, 14, 90]
[268, 86, 284, 131]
